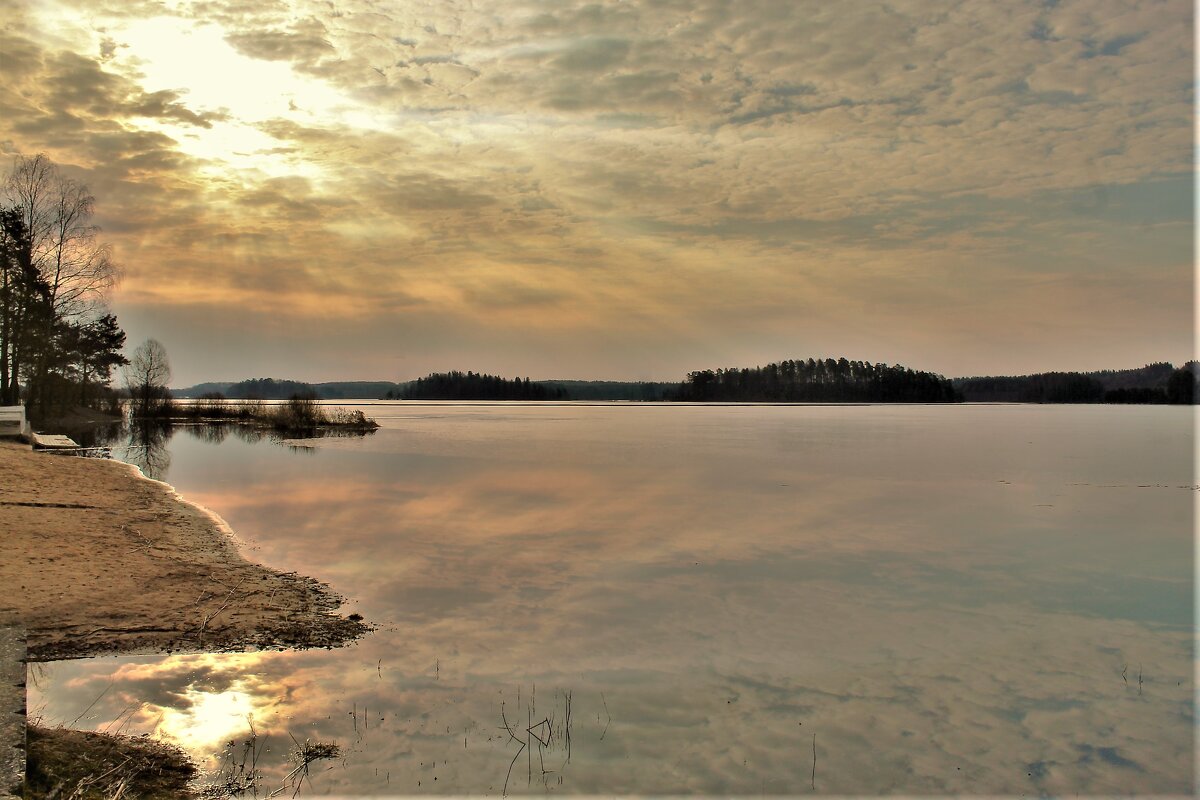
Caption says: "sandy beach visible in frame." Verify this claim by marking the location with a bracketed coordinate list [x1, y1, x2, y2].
[0, 441, 367, 662]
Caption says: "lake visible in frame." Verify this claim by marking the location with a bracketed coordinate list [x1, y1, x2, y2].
[29, 403, 1195, 796]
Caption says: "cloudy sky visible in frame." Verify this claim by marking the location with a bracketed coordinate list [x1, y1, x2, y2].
[1, 0, 1193, 385]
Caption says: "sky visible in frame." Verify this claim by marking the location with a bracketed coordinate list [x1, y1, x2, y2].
[0, 0, 1193, 385]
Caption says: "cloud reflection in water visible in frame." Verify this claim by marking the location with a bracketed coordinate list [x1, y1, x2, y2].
[31, 405, 1194, 795]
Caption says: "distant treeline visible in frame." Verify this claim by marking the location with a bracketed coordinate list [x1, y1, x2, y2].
[671, 358, 958, 403]
[954, 362, 1197, 404]
[176, 378, 404, 400]
[392, 371, 567, 400]
[538, 380, 677, 401]
[177, 359, 1200, 405]
[222, 378, 316, 400]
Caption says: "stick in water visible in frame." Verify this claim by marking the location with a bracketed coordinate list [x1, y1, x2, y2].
[811, 733, 816, 791]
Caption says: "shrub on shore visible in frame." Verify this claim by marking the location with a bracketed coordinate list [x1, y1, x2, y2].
[170, 392, 379, 434]
[272, 394, 323, 431]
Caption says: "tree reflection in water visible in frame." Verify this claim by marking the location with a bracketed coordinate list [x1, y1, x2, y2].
[86, 419, 371, 481]
[126, 420, 172, 481]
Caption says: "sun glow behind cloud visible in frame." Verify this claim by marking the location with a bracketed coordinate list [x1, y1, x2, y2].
[156, 683, 260, 754]
[103, 16, 348, 182]
[31, 5, 379, 184]
[53, 653, 284, 762]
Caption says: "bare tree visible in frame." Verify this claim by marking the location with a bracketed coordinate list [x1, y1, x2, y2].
[125, 338, 172, 418]
[4, 153, 118, 316]
[2, 154, 120, 409]
[5, 154, 54, 265]
[46, 177, 116, 318]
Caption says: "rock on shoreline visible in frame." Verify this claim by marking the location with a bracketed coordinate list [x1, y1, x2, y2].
[0, 441, 367, 662]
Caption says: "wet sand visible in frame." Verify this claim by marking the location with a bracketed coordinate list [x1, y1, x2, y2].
[0, 441, 367, 662]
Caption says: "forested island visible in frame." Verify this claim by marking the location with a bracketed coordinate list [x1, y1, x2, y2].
[671, 359, 958, 402]
[391, 371, 567, 400]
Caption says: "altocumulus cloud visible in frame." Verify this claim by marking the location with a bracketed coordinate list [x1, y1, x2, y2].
[0, 0, 1191, 383]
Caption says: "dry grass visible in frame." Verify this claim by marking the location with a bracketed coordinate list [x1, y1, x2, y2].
[23, 725, 197, 800]
[196, 726, 341, 799]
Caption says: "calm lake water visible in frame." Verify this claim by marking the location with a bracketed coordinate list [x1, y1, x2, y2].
[30, 403, 1195, 796]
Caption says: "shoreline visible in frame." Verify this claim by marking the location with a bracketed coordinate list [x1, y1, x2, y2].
[0, 440, 368, 662]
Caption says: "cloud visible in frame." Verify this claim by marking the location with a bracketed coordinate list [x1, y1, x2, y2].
[128, 89, 228, 127]
[551, 35, 631, 72]
[224, 17, 335, 62]
[0, 0, 1191, 383]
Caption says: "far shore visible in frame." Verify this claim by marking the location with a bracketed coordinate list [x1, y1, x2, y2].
[0, 440, 368, 662]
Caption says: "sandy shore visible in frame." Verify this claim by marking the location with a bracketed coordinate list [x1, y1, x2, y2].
[0, 441, 367, 661]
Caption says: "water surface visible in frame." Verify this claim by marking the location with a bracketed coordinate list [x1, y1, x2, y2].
[30, 404, 1195, 795]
